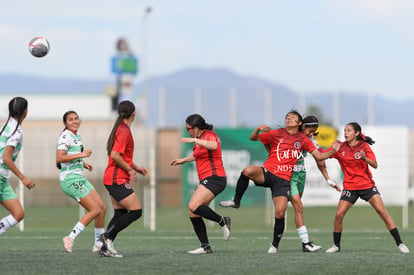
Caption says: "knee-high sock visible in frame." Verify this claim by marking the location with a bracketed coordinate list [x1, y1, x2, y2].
[106, 209, 142, 240]
[106, 209, 128, 241]
[190, 217, 209, 246]
[234, 172, 250, 204]
[333, 231, 342, 247]
[193, 205, 222, 224]
[272, 218, 285, 248]
[69, 221, 85, 239]
[0, 214, 18, 235]
[297, 225, 309, 244]
[389, 228, 403, 246]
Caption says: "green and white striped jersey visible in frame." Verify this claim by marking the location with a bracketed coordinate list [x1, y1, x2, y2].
[0, 118, 23, 179]
[57, 129, 85, 181]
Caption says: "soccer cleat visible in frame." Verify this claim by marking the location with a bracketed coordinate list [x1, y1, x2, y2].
[63, 236, 74, 253]
[99, 233, 118, 254]
[221, 216, 231, 241]
[99, 246, 123, 258]
[92, 241, 103, 253]
[219, 199, 240, 209]
[398, 243, 410, 253]
[326, 245, 340, 253]
[302, 242, 322, 252]
[267, 245, 277, 254]
[188, 246, 213, 254]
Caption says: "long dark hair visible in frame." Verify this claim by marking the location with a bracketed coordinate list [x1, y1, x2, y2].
[56, 110, 80, 170]
[347, 122, 375, 145]
[185, 114, 213, 130]
[106, 100, 135, 155]
[0, 97, 28, 137]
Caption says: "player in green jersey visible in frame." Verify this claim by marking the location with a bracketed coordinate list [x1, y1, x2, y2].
[0, 97, 35, 236]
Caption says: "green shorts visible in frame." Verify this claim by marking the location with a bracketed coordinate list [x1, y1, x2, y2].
[0, 176, 18, 202]
[60, 174, 95, 202]
[290, 170, 306, 197]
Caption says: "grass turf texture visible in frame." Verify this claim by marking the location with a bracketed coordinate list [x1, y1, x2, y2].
[1, 206, 414, 274]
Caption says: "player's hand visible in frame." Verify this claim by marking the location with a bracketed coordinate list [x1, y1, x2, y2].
[178, 138, 194, 144]
[327, 179, 341, 192]
[332, 140, 341, 152]
[258, 125, 271, 132]
[84, 163, 93, 171]
[135, 166, 148, 176]
[170, 159, 184, 166]
[22, 177, 35, 190]
[82, 149, 92, 158]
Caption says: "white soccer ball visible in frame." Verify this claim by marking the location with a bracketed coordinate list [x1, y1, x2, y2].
[28, 37, 50, 58]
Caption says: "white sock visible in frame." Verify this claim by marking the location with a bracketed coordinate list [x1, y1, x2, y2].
[0, 214, 18, 235]
[94, 227, 105, 243]
[69, 221, 85, 240]
[297, 225, 309, 243]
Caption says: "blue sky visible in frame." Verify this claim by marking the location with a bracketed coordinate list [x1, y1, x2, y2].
[2, 0, 414, 100]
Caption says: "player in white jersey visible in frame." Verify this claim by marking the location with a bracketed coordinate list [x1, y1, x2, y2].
[0, 97, 35, 236]
[56, 111, 106, 253]
[289, 116, 341, 252]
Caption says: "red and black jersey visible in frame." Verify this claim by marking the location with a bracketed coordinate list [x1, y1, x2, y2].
[193, 130, 226, 181]
[260, 128, 316, 181]
[103, 121, 134, 185]
[332, 140, 376, 190]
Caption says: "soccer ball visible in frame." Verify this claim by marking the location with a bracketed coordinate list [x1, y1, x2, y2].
[28, 37, 50, 58]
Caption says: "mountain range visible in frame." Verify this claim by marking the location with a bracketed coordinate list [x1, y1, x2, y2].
[1, 68, 413, 128]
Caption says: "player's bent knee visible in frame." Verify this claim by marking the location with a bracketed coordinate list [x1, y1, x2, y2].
[130, 209, 142, 221]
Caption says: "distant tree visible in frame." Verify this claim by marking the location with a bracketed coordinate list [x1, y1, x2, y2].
[305, 105, 332, 126]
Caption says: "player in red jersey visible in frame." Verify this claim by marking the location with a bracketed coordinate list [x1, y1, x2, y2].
[99, 101, 148, 258]
[325, 122, 409, 253]
[220, 110, 340, 253]
[170, 114, 231, 254]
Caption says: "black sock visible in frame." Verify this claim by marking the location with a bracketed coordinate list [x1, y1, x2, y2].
[106, 209, 142, 240]
[190, 217, 209, 246]
[234, 172, 250, 204]
[193, 205, 222, 224]
[272, 218, 285, 248]
[106, 209, 128, 241]
[389, 228, 403, 246]
[333, 232, 342, 247]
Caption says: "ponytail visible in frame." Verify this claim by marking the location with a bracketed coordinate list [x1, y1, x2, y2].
[106, 101, 135, 155]
[0, 97, 28, 138]
[347, 122, 375, 145]
[185, 114, 213, 130]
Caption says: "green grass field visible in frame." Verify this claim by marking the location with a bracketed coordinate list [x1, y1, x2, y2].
[1, 206, 414, 274]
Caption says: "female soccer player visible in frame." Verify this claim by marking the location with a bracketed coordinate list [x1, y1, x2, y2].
[287, 115, 340, 252]
[220, 110, 340, 253]
[57, 111, 106, 253]
[99, 100, 147, 258]
[325, 122, 409, 253]
[0, 97, 35, 235]
[170, 114, 231, 254]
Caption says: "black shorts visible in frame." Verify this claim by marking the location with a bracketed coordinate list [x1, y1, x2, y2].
[104, 182, 134, 201]
[340, 186, 380, 204]
[254, 167, 291, 198]
[199, 176, 226, 197]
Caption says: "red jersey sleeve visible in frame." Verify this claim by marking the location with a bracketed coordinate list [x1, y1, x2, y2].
[364, 144, 376, 162]
[112, 130, 128, 154]
[259, 130, 274, 144]
[302, 136, 317, 153]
